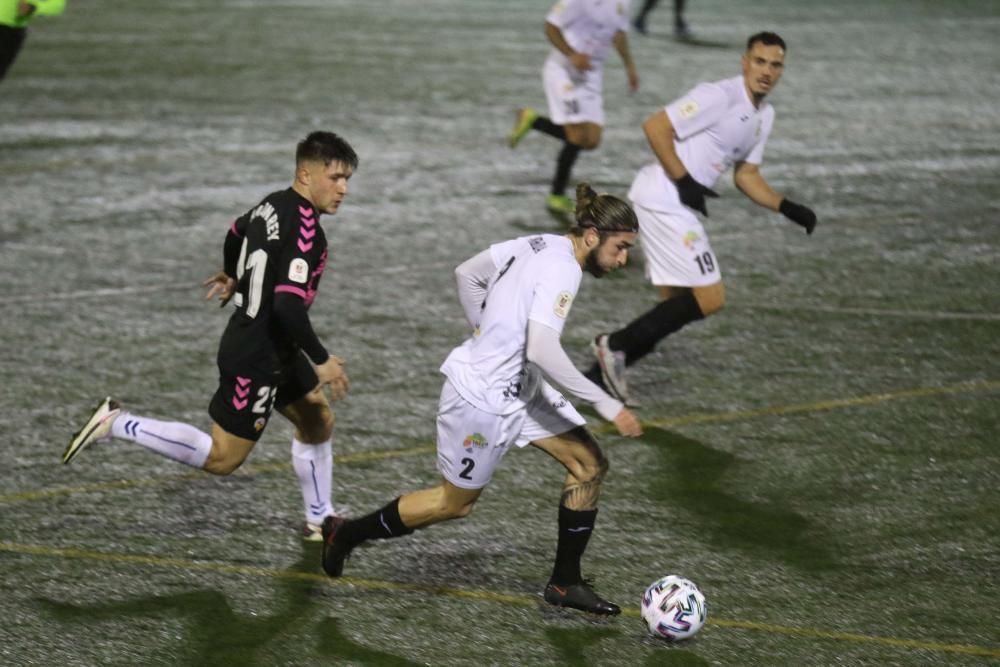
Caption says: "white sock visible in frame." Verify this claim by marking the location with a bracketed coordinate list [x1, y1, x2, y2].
[291, 438, 333, 525]
[111, 412, 212, 469]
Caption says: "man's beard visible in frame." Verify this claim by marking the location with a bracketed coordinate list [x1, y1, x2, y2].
[584, 248, 608, 278]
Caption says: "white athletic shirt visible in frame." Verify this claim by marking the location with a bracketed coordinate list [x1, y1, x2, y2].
[545, 0, 631, 69]
[441, 235, 582, 416]
[629, 75, 775, 212]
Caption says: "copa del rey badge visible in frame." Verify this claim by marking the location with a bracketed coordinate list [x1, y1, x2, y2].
[554, 291, 574, 318]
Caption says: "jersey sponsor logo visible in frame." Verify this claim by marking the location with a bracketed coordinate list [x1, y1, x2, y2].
[462, 432, 489, 452]
[682, 230, 700, 250]
[502, 377, 523, 400]
[529, 236, 548, 253]
[252, 202, 281, 241]
[679, 99, 699, 119]
[289, 258, 309, 284]
[554, 290, 574, 318]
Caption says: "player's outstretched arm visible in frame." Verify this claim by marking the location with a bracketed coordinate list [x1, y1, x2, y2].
[734, 161, 817, 234]
[526, 320, 643, 437]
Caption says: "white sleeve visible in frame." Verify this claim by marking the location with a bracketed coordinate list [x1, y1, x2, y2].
[665, 82, 729, 141]
[454, 248, 497, 328]
[546, 0, 583, 29]
[526, 319, 624, 422]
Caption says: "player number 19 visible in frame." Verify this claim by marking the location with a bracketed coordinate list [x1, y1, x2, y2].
[694, 252, 715, 275]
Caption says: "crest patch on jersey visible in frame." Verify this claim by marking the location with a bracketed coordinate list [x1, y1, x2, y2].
[289, 258, 310, 284]
[554, 291, 574, 318]
[529, 236, 548, 253]
[679, 99, 700, 119]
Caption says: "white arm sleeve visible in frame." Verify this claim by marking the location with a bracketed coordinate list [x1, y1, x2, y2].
[526, 319, 624, 422]
[454, 248, 497, 328]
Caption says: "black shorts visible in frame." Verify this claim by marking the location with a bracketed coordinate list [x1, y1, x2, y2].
[208, 351, 319, 441]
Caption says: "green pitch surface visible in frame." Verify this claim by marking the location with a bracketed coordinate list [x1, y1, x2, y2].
[2, 1, 999, 665]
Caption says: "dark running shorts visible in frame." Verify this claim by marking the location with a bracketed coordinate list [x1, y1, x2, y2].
[209, 351, 319, 441]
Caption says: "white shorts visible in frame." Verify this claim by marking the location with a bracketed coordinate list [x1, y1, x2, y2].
[632, 201, 722, 287]
[436, 379, 586, 489]
[543, 54, 604, 126]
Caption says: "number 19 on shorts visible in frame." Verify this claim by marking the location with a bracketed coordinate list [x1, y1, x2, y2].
[694, 251, 716, 275]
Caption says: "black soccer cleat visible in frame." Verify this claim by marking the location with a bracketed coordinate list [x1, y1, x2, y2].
[544, 580, 621, 616]
[321, 515, 353, 577]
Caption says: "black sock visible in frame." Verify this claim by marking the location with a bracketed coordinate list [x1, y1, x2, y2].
[532, 116, 566, 141]
[636, 0, 659, 23]
[550, 505, 598, 586]
[607, 291, 704, 366]
[552, 142, 581, 196]
[342, 496, 414, 548]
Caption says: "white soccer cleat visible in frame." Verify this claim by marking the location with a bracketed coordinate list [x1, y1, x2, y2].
[63, 397, 121, 464]
[303, 522, 324, 542]
[592, 334, 631, 404]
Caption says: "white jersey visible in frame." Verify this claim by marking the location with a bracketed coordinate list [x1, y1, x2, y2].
[441, 234, 582, 416]
[629, 75, 775, 212]
[545, 0, 631, 69]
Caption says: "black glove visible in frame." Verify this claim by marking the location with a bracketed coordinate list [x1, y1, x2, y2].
[674, 173, 719, 216]
[780, 198, 817, 235]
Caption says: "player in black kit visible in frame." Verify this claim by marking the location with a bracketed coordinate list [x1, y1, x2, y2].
[64, 131, 358, 541]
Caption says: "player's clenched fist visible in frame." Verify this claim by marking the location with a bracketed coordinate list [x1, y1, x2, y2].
[613, 407, 643, 437]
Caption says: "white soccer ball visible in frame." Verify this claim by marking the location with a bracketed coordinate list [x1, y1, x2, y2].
[640, 575, 707, 641]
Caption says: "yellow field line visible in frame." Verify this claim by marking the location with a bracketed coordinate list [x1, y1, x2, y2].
[3, 379, 997, 507]
[1, 541, 997, 658]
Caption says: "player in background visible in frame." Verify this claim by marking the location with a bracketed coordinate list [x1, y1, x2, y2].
[321, 183, 642, 616]
[633, 0, 693, 40]
[0, 0, 66, 82]
[509, 0, 639, 215]
[64, 131, 358, 542]
[583, 32, 817, 404]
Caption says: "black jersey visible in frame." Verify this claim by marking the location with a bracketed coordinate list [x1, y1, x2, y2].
[218, 188, 329, 369]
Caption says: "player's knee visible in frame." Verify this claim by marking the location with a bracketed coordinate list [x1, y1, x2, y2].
[571, 427, 608, 483]
[203, 453, 241, 476]
[694, 282, 725, 316]
[441, 496, 476, 521]
[299, 411, 335, 443]
[582, 450, 609, 484]
[202, 438, 250, 475]
[578, 131, 601, 150]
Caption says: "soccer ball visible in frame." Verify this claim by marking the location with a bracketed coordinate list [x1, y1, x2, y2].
[640, 575, 707, 641]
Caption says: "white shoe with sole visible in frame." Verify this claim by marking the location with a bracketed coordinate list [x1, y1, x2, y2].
[63, 397, 121, 464]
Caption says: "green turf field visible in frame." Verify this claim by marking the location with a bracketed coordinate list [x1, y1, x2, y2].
[2, 0, 999, 664]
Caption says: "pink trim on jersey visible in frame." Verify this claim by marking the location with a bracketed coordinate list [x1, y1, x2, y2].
[298, 208, 316, 253]
[275, 285, 307, 299]
[229, 220, 244, 238]
[303, 248, 328, 307]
